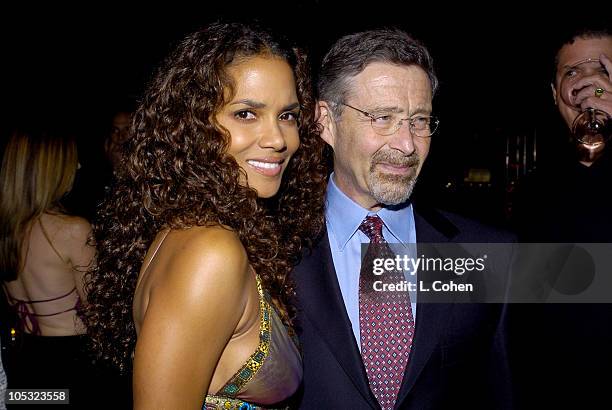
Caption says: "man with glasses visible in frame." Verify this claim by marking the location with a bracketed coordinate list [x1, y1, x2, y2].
[292, 28, 513, 409]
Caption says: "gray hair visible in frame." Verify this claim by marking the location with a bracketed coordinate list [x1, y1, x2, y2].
[318, 28, 438, 116]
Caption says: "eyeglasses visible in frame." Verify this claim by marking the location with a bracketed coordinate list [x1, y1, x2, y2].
[338, 102, 439, 137]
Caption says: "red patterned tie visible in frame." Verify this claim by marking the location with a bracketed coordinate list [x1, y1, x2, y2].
[358, 215, 414, 410]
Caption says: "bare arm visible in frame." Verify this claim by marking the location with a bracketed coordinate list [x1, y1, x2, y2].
[64, 216, 96, 303]
[133, 227, 250, 409]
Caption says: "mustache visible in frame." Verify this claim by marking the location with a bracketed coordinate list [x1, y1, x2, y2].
[371, 150, 420, 167]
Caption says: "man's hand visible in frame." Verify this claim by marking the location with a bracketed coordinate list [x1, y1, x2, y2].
[574, 53, 612, 116]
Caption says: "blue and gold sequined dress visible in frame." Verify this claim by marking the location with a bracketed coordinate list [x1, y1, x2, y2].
[203, 275, 302, 410]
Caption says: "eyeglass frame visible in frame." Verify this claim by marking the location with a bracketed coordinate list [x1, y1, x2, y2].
[336, 102, 439, 137]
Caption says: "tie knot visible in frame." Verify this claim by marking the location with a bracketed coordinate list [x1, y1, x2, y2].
[358, 215, 385, 243]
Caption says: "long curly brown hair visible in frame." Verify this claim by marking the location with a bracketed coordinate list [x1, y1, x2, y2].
[84, 22, 328, 372]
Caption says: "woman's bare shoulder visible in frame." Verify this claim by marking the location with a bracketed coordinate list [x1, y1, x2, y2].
[45, 213, 92, 241]
[152, 225, 250, 296]
[133, 226, 253, 409]
[165, 225, 246, 264]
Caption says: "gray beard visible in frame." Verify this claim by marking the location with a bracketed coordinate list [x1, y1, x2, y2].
[367, 151, 420, 206]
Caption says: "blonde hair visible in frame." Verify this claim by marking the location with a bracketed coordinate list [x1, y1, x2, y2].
[0, 129, 78, 280]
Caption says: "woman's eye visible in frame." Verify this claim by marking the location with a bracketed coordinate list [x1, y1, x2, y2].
[235, 110, 256, 120]
[279, 111, 299, 122]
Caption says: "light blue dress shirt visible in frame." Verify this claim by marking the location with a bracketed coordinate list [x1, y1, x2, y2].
[325, 174, 417, 350]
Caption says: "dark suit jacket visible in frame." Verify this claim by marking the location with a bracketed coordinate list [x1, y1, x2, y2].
[508, 303, 612, 410]
[293, 207, 514, 410]
[509, 151, 612, 409]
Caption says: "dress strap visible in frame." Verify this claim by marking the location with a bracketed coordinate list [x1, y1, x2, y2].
[7, 287, 77, 304]
[139, 229, 171, 275]
[135, 229, 171, 294]
[203, 394, 288, 409]
[4, 287, 81, 336]
[38, 218, 69, 265]
[12, 299, 42, 335]
[215, 274, 272, 398]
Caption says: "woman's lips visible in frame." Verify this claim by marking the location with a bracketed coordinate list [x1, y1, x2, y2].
[246, 159, 284, 177]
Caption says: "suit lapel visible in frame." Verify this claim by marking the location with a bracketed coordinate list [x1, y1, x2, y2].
[396, 302, 449, 405]
[395, 210, 456, 406]
[295, 233, 379, 408]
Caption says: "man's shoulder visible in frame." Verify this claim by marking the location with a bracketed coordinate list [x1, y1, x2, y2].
[416, 207, 516, 243]
[292, 230, 330, 271]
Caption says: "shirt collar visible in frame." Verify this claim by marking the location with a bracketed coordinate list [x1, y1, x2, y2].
[325, 173, 414, 250]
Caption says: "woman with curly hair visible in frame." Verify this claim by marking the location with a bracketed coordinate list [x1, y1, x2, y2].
[85, 21, 327, 409]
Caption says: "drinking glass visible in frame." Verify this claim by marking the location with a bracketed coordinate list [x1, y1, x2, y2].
[558, 58, 611, 162]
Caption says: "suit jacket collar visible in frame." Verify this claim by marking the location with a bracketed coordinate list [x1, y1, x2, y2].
[413, 203, 460, 242]
[296, 233, 380, 408]
[325, 174, 416, 250]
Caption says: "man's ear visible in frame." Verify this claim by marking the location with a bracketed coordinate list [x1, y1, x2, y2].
[317, 101, 336, 149]
[551, 83, 558, 106]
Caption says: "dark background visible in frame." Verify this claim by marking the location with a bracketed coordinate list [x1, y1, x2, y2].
[2, 2, 610, 226]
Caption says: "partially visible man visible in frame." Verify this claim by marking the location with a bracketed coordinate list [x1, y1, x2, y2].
[293, 28, 513, 410]
[552, 30, 612, 160]
[516, 28, 612, 242]
[104, 100, 135, 172]
[65, 96, 136, 221]
[510, 28, 612, 409]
